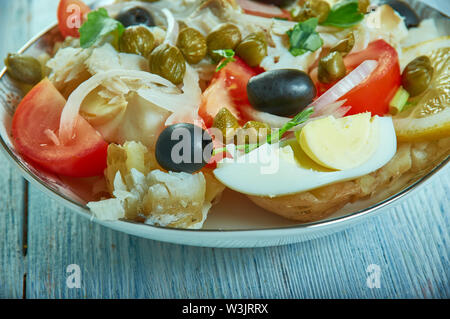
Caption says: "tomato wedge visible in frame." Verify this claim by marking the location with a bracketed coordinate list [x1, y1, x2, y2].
[222, 57, 264, 106]
[199, 73, 239, 128]
[316, 40, 401, 116]
[12, 79, 108, 177]
[198, 58, 263, 167]
[199, 57, 262, 127]
[204, 136, 233, 169]
[343, 40, 401, 116]
[57, 0, 91, 38]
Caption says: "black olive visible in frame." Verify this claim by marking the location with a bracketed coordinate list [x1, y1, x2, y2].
[116, 7, 155, 28]
[155, 123, 213, 174]
[385, 0, 420, 28]
[253, 0, 296, 7]
[247, 69, 317, 117]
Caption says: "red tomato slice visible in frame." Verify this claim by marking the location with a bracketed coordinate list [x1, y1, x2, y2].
[204, 133, 233, 169]
[199, 57, 262, 127]
[199, 72, 240, 128]
[220, 57, 264, 106]
[316, 40, 401, 116]
[343, 40, 401, 116]
[57, 0, 91, 38]
[12, 79, 108, 177]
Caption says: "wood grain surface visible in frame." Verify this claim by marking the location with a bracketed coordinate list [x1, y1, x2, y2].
[0, 0, 448, 299]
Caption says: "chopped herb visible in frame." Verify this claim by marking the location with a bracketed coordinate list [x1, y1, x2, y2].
[389, 86, 410, 115]
[212, 107, 315, 155]
[267, 107, 314, 144]
[286, 18, 323, 57]
[213, 49, 236, 72]
[321, 0, 364, 28]
[79, 8, 125, 49]
[212, 143, 258, 156]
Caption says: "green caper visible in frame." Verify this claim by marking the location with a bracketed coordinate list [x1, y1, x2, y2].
[149, 43, 186, 85]
[4, 53, 42, 85]
[318, 51, 347, 84]
[292, 0, 330, 24]
[358, 0, 370, 13]
[240, 121, 271, 145]
[243, 121, 271, 131]
[212, 107, 240, 143]
[177, 27, 207, 64]
[402, 56, 434, 97]
[120, 26, 156, 57]
[331, 32, 355, 57]
[207, 23, 242, 62]
[236, 33, 268, 67]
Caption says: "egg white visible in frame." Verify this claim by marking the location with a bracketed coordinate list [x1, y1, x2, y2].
[213, 116, 397, 197]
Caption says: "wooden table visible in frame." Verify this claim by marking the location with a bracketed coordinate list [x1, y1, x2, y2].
[0, 0, 448, 299]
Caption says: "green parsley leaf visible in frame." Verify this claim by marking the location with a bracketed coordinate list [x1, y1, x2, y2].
[286, 18, 323, 57]
[321, 0, 364, 28]
[213, 49, 236, 72]
[79, 8, 125, 49]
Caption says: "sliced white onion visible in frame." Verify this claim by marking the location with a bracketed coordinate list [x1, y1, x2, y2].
[241, 106, 289, 128]
[311, 100, 346, 118]
[162, 8, 179, 46]
[242, 100, 349, 130]
[139, 65, 203, 126]
[59, 69, 176, 144]
[310, 60, 378, 114]
[44, 129, 60, 146]
[332, 106, 352, 118]
[237, 0, 284, 16]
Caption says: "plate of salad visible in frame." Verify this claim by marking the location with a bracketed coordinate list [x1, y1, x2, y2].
[0, 0, 448, 247]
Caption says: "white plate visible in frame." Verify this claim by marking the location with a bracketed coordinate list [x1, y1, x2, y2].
[0, 0, 448, 247]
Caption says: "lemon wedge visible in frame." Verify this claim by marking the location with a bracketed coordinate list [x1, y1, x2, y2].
[298, 113, 380, 170]
[394, 47, 450, 141]
[401, 36, 450, 70]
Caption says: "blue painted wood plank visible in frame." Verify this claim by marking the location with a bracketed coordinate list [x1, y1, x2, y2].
[0, 161, 27, 299]
[24, 166, 449, 298]
[0, 0, 32, 299]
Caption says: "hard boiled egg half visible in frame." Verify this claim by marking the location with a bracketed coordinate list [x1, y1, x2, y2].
[213, 113, 397, 197]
